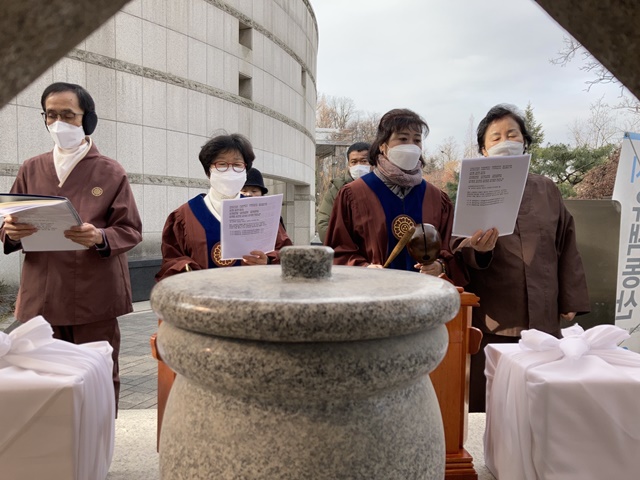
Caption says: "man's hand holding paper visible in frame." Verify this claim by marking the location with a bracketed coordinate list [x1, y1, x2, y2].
[2, 214, 38, 241]
[242, 250, 270, 265]
[64, 223, 105, 248]
[0, 193, 87, 251]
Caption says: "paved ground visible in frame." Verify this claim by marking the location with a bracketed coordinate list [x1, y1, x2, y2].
[117, 303, 159, 410]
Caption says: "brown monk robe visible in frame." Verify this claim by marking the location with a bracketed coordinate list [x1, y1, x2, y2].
[156, 194, 293, 281]
[324, 174, 467, 286]
[152, 192, 292, 446]
[1, 141, 143, 406]
[457, 173, 590, 412]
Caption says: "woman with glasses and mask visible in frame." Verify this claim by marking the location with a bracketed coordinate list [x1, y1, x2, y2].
[156, 133, 292, 280]
[324, 108, 494, 284]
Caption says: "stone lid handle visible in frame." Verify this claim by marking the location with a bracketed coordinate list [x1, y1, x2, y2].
[280, 246, 334, 280]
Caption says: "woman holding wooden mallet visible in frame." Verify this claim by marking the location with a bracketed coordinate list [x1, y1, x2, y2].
[324, 108, 495, 284]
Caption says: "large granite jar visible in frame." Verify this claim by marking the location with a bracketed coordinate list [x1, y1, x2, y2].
[152, 246, 459, 479]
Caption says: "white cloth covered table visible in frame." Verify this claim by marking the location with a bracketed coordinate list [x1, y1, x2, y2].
[0, 316, 115, 480]
[484, 325, 640, 480]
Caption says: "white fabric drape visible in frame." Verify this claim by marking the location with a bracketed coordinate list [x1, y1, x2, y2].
[0, 316, 115, 480]
[485, 325, 640, 480]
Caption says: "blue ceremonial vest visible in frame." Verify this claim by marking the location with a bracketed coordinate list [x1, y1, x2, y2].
[361, 173, 426, 271]
[188, 194, 239, 268]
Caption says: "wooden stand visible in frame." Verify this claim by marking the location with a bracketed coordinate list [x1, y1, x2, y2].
[430, 291, 482, 480]
[150, 322, 176, 452]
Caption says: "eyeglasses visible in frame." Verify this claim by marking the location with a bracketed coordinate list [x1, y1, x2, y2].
[42, 111, 84, 124]
[211, 162, 246, 173]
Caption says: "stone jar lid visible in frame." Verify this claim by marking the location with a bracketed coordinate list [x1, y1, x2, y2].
[151, 246, 460, 342]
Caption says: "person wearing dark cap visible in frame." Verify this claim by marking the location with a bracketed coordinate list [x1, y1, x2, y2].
[241, 167, 290, 231]
[241, 167, 268, 197]
[156, 134, 292, 281]
[316, 141, 371, 242]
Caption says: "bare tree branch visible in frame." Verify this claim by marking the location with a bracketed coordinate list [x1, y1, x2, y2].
[552, 36, 639, 100]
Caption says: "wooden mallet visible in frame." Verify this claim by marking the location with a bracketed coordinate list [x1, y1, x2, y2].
[383, 225, 416, 268]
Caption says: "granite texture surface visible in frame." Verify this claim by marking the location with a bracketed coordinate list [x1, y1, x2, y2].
[280, 245, 334, 279]
[151, 266, 460, 342]
[154, 247, 458, 479]
[158, 321, 448, 402]
[160, 375, 445, 480]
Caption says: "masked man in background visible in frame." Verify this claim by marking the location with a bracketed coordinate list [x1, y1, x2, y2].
[316, 141, 371, 242]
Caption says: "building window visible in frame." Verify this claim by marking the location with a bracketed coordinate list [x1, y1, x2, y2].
[239, 73, 252, 100]
[301, 67, 307, 89]
[239, 21, 253, 50]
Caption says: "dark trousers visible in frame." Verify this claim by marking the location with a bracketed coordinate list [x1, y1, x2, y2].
[52, 318, 121, 412]
[469, 332, 520, 413]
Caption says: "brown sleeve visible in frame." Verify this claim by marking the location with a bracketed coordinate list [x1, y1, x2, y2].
[100, 174, 143, 257]
[1, 167, 27, 254]
[555, 195, 590, 315]
[434, 189, 469, 287]
[155, 208, 202, 282]
[451, 236, 493, 270]
[325, 184, 372, 266]
[267, 223, 293, 264]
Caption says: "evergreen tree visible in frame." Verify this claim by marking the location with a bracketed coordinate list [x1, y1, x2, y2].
[444, 171, 460, 206]
[524, 102, 547, 175]
[531, 143, 614, 197]
[524, 102, 545, 150]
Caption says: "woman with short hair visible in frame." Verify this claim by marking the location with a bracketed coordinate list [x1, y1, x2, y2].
[460, 104, 590, 412]
[325, 108, 493, 283]
[156, 133, 292, 281]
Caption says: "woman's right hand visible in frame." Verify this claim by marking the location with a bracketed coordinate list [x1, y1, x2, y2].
[456, 228, 499, 253]
[2, 215, 38, 241]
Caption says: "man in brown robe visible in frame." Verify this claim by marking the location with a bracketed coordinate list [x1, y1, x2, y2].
[0, 83, 142, 407]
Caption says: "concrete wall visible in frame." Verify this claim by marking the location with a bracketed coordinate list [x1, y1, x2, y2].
[0, 0, 318, 286]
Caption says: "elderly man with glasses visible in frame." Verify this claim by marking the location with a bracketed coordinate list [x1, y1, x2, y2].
[0, 82, 143, 410]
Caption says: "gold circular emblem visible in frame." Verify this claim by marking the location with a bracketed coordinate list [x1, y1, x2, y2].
[391, 215, 416, 240]
[91, 187, 103, 197]
[211, 242, 236, 267]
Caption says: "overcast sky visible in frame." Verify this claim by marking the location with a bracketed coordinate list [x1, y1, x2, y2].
[311, 0, 634, 153]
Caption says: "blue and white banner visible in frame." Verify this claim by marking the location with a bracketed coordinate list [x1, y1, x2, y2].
[612, 132, 640, 351]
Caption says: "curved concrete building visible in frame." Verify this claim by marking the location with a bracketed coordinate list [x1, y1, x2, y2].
[0, 0, 318, 286]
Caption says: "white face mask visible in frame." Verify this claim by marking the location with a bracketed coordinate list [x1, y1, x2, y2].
[385, 144, 422, 170]
[349, 164, 370, 180]
[209, 168, 247, 197]
[48, 121, 86, 150]
[486, 140, 524, 157]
